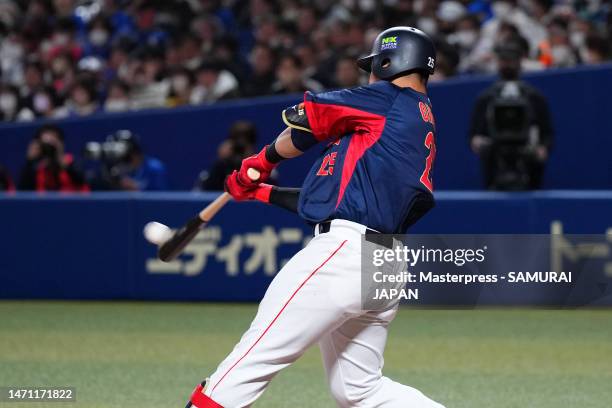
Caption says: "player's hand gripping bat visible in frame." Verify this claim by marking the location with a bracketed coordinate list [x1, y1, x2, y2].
[150, 168, 260, 262]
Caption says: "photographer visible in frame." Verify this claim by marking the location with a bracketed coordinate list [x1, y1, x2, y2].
[197, 121, 260, 191]
[84, 130, 168, 191]
[469, 41, 554, 190]
[18, 125, 89, 192]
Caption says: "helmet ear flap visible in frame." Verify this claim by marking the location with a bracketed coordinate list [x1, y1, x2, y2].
[372, 54, 394, 79]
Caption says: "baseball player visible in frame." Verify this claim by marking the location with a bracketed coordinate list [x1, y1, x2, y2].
[186, 27, 444, 408]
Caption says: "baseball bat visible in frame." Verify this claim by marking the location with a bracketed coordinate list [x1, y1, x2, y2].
[157, 168, 260, 262]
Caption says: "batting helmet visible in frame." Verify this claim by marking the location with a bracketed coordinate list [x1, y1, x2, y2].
[357, 26, 436, 80]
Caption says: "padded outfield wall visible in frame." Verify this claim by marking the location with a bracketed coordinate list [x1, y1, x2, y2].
[0, 191, 610, 305]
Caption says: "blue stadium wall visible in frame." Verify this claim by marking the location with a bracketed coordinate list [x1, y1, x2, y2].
[0, 64, 611, 190]
[0, 191, 611, 305]
[1, 65, 611, 305]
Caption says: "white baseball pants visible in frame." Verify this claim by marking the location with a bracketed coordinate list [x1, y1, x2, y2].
[194, 219, 445, 408]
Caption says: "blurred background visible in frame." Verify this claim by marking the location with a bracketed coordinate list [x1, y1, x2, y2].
[0, 0, 611, 193]
[1, 2, 612, 407]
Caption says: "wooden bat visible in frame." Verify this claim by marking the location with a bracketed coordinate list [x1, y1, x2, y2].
[156, 168, 260, 262]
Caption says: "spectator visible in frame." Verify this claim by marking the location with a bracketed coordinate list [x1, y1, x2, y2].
[0, 22, 26, 85]
[469, 41, 554, 190]
[48, 51, 76, 97]
[0, 165, 15, 192]
[296, 5, 318, 41]
[18, 124, 88, 192]
[54, 77, 101, 117]
[20, 60, 46, 100]
[82, 14, 113, 60]
[105, 39, 134, 83]
[481, 0, 547, 56]
[253, 15, 280, 47]
[242, 43, 276, 97]
[18, 86, 60, 121]
[583, 34, 611, 64]
[272, 54, 323, 94]
[53, 0, 77, 19]
[430, 38, 460, 81]
[0, 84, 22, 121]
[214, 35, 249, 83]
[452, 15, 482, 72]
[129, 47, 169, 109]
[383, 0, 418, 28]
[334, 55, 362, 88]
[164, 38, 183, 71]
[0, 0, 609, 122]
[166, 68, 194, 107]
[190, 14, 223, 56]
[179, 32, 205, 70]
[42, 17, 82, 63]
[537, 17, 577, 68]
[190, 60, 239, 104]
[197, 121, 258, 191]
[21, 1, 53, 51]
[104, 80, 131, 113]
[294, 43, 316, 78]
[437, 1, 468, 35]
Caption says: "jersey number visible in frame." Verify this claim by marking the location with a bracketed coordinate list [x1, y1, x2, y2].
[419, 132, 436, 192]
[317, 152, 337, 176]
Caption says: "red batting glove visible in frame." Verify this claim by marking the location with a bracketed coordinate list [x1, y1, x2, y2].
[225, 171, 273, 203]
[253, 183, 273, 203]
[237, 146, 276, 186]
[225, 171, 255, 201]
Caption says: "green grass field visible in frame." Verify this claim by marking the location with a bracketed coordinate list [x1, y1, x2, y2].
[1, 302, 611, 408]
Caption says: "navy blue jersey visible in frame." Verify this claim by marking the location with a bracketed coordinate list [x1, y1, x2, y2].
[297, 81, 436, 234]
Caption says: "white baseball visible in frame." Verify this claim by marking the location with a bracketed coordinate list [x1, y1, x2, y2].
[143, 221, 172, 245]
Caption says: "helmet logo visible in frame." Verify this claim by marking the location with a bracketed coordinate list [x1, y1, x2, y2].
[427, 57, 435, 69]
[381, 36, 398, 50]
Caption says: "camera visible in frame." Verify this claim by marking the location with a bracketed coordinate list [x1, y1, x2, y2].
[83, 135, 133, 163]
[83, 139, 130, 162]
[485, 82, 537, 190]
[39, 141, 59, 161]
[82, 130, 141, 189]
[490, 101, 529, 144]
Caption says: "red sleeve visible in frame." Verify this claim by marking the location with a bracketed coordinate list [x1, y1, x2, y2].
[303, 90, 387, 141]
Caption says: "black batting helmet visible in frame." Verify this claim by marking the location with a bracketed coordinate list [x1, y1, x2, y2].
[357, 26, 436, 80]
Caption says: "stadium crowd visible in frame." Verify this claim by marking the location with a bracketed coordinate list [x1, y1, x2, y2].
[0, 0, 610, 122]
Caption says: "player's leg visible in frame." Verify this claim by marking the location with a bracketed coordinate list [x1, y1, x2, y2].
[187, 229, 363, 408]
[320, 307, 446, 408]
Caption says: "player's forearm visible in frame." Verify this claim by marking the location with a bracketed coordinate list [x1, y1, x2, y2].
[252, 183, 300, 213]
[269, 186, 300, 213]
[264, 127, 304, 166]
[273, 127, 304, 159]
